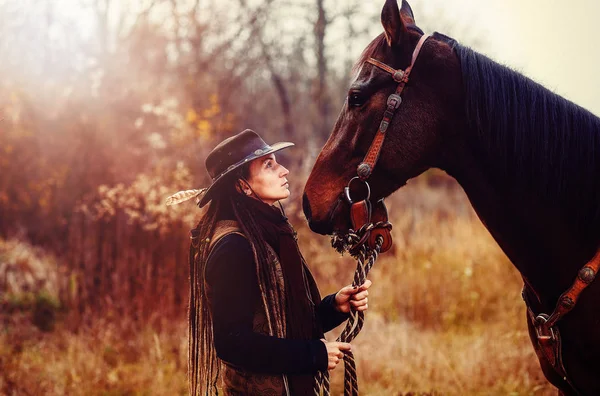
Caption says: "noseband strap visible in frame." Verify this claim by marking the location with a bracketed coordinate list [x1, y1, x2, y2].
[357, 34, 429, 180]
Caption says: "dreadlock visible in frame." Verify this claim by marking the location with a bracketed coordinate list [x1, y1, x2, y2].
[188, 188, 220, 396]
[188, 166, 287, 395]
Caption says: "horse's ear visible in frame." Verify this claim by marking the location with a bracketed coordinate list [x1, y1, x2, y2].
[400, 0, 416, 25]
[381, 0, 408, 47]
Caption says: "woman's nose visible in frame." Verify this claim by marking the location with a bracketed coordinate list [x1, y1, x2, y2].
[280, 166, 289, 177]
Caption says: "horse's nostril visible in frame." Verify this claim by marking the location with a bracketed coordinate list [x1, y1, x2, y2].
[302, 192, 312, 221]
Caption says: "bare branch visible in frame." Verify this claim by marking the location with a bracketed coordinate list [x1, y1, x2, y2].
[119, 0, 160, 42]
[235, 0, 295, 136]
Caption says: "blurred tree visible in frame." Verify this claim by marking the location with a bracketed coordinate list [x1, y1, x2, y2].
[0, 0, 485, 319]
[313, 0, 330, 140]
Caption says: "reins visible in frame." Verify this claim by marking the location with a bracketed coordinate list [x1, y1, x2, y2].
[313, 34, 430, 396]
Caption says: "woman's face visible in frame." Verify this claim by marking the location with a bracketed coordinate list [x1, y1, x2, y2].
[242, 153, 290, 205]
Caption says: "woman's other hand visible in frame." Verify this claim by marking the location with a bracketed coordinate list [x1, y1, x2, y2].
[334, 279, 372, 313]
[321, 339, 351, 370]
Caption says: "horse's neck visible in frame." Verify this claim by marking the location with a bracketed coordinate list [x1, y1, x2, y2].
[443, 142, 596, 308]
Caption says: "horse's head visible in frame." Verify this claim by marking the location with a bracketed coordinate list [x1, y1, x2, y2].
[303, 0, 464, 235]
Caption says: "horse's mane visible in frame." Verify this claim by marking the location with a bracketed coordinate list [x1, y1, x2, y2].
[353, 33, 387, 76]
[455, 44, 600, 227]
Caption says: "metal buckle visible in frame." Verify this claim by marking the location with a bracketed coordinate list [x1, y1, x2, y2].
[534, 314, 555, 341]
[387, 94, 402, 109]
[379, 120, 389, 133]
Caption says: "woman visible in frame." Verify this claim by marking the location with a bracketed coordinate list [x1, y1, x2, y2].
[172, 129, 371, 395]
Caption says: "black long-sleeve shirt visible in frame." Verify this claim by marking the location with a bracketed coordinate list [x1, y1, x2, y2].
[205, 233, 349, 374]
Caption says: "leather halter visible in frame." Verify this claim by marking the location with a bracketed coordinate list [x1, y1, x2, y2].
[357, 34, 429, 180]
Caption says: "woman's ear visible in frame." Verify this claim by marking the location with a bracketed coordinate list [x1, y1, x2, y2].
[236, 179, 252, 196]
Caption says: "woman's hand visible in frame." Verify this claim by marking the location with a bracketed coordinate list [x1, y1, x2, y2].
[321, 339, 352, 370]
[334, 279, 372, 313]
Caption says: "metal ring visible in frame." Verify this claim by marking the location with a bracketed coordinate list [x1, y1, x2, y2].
[344, 176, 371, 204]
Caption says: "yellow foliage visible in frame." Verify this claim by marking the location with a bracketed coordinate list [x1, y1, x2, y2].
[38, 195, 49, 209]
[185, 109, 198, 124]
[222, 113, 236, 134]
[202, 94, 221, 119]
[196, 119, 211, 140]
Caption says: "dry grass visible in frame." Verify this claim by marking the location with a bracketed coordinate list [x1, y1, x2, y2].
[1, 180, 557, 395]
[1, 316, 188, 395]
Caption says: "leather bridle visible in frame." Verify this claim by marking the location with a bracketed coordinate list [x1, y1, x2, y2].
[357, 34, 429, 181]
[341, 34, 430, 252]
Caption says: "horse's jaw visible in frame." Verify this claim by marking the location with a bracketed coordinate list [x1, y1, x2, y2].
[305, 197, 351, 236]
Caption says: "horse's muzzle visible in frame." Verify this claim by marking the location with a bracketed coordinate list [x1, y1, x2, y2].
[303, 192, 334, 235]
[303, 191, 350, 235]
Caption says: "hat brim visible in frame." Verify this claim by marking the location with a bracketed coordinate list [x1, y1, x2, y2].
[198, 141, 294, 208]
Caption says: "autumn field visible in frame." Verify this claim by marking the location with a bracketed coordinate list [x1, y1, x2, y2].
[1, 176, 556, 396]
[0, 2, 563, 394]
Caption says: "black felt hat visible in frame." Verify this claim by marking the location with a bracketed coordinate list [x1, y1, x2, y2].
[197, 129, 294, 207]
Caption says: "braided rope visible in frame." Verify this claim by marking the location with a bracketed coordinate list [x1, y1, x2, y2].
[314, 221, 390, 396]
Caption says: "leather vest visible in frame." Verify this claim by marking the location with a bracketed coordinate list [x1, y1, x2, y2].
[206, 220, 290, 396]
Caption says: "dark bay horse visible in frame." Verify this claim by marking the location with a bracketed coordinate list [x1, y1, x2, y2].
[302, 0, 600, 394]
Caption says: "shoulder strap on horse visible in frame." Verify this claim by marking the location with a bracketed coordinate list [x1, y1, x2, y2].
[522, 248, 600, 394]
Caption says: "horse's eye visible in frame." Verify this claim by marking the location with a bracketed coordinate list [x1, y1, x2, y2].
[348, 91, 365, 107]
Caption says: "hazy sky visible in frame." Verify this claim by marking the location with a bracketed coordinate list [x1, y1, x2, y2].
[356, 0, 600, 116]
[32, 0, 600, 117]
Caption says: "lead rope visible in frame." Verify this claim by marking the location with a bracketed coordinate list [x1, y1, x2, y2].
[313, 220, 391, 396]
